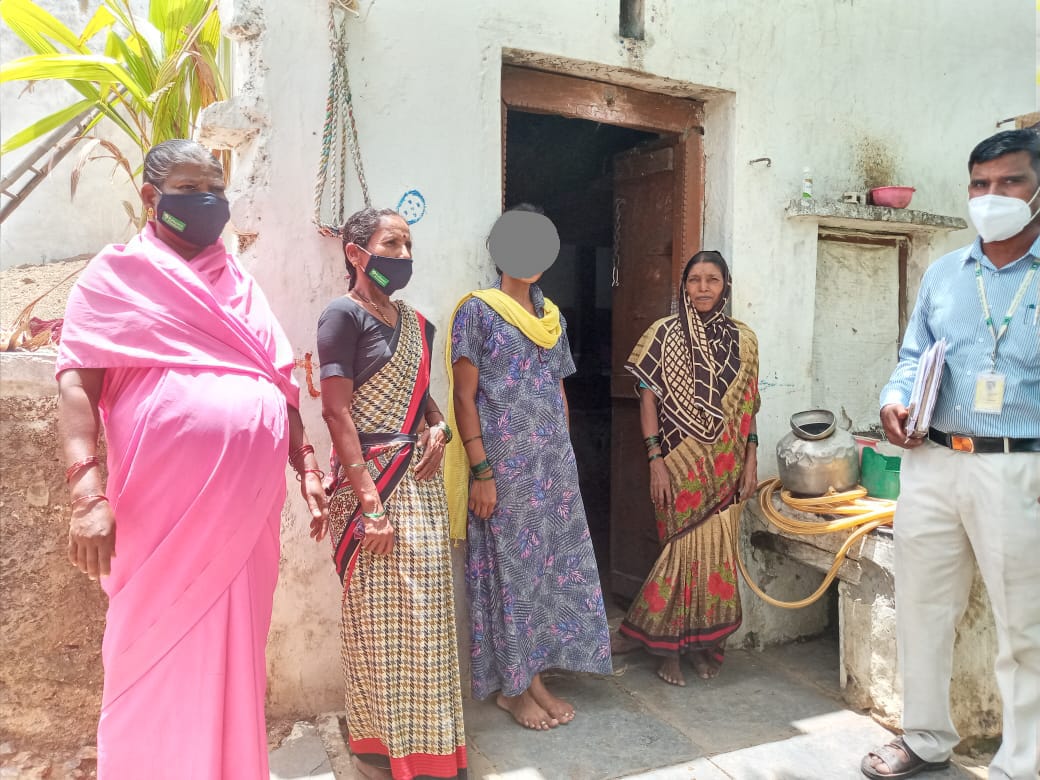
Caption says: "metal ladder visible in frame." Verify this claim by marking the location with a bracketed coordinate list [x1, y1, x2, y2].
[0, 107, 98, 223]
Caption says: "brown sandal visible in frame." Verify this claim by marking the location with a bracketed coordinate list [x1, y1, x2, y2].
[861, 737, 950, 779]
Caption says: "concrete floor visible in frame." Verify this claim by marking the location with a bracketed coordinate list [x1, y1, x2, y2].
[269, 635, 988, 780]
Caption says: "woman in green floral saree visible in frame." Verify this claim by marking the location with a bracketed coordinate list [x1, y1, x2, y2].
[611, 251, 761, 687]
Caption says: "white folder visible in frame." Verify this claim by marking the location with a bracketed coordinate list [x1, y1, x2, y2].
[905, 338, 947, 440]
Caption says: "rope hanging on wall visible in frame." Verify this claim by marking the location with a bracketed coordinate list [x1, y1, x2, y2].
[313, 0, 369, 237]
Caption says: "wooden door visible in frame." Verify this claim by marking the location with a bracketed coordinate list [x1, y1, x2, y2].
[498, 64, 704, 600]
[609, 132, 703, 600]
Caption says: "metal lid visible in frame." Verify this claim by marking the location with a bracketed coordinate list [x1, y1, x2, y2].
[790, 409, 836, 440]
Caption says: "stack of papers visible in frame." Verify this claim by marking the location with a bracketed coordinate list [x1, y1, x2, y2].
[905, 338, 947, 440]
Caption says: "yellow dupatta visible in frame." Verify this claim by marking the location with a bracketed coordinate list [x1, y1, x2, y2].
[443, 288, 562, 541]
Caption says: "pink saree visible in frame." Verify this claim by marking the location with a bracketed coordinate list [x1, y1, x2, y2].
[56, 224, 299, 779]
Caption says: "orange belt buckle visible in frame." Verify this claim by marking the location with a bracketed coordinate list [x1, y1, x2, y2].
[951, 435, 975, 453]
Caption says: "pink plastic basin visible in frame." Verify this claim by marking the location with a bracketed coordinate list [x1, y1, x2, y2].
[870, 186, 915, 208]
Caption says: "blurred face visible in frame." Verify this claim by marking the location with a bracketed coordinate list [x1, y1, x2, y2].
[503, 271, 543, 284]
[685, 261, 725, 314]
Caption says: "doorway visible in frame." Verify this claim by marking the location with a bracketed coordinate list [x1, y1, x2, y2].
[501, 66, 705, 602]
[504, 111, 654, 573]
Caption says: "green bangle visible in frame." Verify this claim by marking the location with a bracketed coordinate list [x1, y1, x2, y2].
[433, 420, 453, 443]
[471, 459, 491, 477]
[747, 433, 759, 446]
[362, 510, 386, 519]
[648, 453, 663, 463]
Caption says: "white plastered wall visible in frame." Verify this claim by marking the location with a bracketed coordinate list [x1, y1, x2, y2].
[144, 0, 1040, 717]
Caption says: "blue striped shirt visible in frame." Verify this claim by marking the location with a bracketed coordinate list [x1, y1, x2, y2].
[880, 236, 1040, 438]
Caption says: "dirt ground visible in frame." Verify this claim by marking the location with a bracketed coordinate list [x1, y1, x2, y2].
[0, 255, 90, 331]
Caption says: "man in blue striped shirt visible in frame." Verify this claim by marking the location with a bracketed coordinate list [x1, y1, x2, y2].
[862, 130, 1040, 780]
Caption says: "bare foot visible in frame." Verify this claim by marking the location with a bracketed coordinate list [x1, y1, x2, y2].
[657, 655, 686, 686]
[529, 674, 575, 724]
[689, 650, 721, 680]
[610, 631, 642, 655]
[352, 755, 392, 780]
[496, 691, 557, 731]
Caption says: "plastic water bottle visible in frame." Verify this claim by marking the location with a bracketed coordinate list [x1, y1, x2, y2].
[801, 167, 813, 199]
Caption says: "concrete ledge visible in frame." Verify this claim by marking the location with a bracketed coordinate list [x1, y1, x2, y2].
[786, 198, 968, 234]
[0, 352, 57, 399]
[744, 495, 899, 593]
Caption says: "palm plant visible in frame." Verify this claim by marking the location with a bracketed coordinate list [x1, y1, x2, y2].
[0, 0, 227, 350]
[0, 0, 228, 204]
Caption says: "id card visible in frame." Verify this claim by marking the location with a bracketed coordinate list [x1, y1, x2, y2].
[973, 371, 1005, 414]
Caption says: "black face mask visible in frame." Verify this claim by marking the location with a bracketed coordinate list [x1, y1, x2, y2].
[358, 247, 413, 294]
[156, 192, 230, 248]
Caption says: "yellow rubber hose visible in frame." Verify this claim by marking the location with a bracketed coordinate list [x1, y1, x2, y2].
[735, 478, 894, 609]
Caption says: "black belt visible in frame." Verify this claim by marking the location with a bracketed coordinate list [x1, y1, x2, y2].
[928, 427, 1040, 454]
[358, 432, 418, 447]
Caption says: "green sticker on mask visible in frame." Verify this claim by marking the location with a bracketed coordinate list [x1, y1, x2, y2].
[368, 267, 390, 287]
[161, 211, 186, 232]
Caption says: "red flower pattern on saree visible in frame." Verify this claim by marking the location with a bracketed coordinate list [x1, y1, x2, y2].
[740, 413, 752, 437]
[644, 581, 667, 613]
[674, 489, 703, 514]
[714, 451, 736, 477]
[708, 570, 736, 602]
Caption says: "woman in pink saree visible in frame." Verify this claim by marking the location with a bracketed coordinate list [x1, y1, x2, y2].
[56, 139, 327, 779]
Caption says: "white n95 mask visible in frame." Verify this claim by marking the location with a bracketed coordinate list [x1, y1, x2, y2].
[968, 186, 1040, 242]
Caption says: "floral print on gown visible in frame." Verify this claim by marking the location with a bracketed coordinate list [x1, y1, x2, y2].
[451, 283, 612, 700]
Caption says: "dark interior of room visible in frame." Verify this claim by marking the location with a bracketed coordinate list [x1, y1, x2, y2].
[503, 109, 657, 574]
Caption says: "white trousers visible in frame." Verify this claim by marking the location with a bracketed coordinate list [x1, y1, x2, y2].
[895, 441, 1040, 779]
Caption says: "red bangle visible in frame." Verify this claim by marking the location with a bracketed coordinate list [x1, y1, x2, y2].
[289, 443, 315, 466]
[296, 468, 326, 482]
[71, 493, 107, 509]
[66, 455, 100, 483]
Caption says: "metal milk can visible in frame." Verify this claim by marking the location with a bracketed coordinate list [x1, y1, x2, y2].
[776, 409, 861, 497]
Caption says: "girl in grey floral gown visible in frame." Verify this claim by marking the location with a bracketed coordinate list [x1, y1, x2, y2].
[450, 276, 612, 732]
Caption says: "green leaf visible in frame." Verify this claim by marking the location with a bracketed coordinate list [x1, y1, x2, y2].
[105, 30, 151, 91]
[0, 0, 88, 54]
[150, 0, 213, 48]
[78, 5, 117, 46]
[0, 98, 94, 154]
[0, 0, 230, 212]
[73, 102, 139, 154]
[0, 54, 151, 106]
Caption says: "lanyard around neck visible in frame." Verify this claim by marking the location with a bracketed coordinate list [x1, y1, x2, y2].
[974, 257, 1039, 369]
